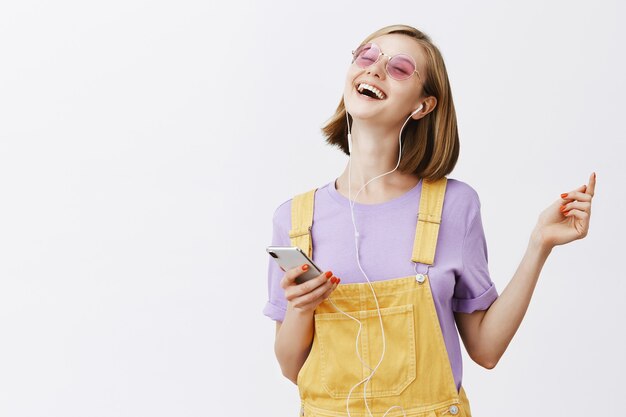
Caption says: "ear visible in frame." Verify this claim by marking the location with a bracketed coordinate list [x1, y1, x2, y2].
[411, 96, 438, 120]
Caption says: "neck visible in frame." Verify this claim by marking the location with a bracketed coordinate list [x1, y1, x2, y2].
[337, 118, 419, 201]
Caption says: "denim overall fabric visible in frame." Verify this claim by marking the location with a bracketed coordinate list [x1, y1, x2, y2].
[289, 177, 473, 417]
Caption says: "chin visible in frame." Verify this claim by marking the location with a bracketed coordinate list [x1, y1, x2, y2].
[345, 103, 385, 122]
[349, 111, 381, 122]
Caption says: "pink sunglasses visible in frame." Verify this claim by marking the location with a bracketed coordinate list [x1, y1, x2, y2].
[351, 42, 422, 81]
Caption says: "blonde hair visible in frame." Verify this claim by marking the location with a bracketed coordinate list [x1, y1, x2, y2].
[321, 24, 459, 181]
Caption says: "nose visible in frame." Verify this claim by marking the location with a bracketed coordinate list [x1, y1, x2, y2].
[365, 56, 387, 80]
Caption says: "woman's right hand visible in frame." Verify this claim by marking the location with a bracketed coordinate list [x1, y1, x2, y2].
[280, 265, 340, 314]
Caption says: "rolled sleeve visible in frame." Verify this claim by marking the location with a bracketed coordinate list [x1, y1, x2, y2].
[263, 200, 291, 322]
[452, 282, 498, 313]
[263, 300, 287, 322]
[452, 201, 499, 314]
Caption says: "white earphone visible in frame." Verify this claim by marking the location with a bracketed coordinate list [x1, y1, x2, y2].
[410, 103, 424, 116]
[333, 104, 425, 417]
[348, 103, 423, 154]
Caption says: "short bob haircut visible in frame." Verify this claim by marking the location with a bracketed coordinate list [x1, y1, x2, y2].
[321, 24, 459, 182]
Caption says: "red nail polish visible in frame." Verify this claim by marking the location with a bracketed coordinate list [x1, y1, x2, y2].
[302, 264, 309, 271]
[560, 193, 568, 199]
[330, 277, 337, 284]
[325, 271, 333, 278]
[336, 278, 341, 284]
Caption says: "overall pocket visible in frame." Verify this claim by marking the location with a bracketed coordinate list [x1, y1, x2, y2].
[314, 304, 416, 398]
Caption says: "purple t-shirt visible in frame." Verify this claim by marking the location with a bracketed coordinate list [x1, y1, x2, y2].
[263, 177, 499, 392]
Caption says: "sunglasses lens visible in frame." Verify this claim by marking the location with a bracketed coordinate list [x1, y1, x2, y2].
[353, 43, 379, 68]
[387, 55, 416, 80]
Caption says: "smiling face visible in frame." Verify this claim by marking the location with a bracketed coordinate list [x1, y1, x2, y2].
[344, 33, 429, 125]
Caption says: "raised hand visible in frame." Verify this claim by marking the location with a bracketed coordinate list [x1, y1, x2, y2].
[533, 172, 596, 249]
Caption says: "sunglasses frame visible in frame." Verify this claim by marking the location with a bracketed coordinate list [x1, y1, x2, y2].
[351, 42, 422, 81]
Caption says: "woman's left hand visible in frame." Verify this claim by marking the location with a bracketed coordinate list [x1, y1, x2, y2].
[532, 172, 596, 250]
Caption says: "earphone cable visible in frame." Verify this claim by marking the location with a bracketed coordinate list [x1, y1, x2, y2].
[325, 109, 415, 417]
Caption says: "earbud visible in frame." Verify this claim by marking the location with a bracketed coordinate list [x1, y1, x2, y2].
[411, 103, 424, 116]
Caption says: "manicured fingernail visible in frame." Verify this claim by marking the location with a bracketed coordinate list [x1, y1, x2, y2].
[336, 278, 341, 284]
[560, 205, 567, 212]
[330, 277, 337, 284]
[325, 271, 333, 278]
[560, 193, 568, 198]
[302, 264, 309, 271]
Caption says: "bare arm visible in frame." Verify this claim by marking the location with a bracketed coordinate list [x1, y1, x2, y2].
[274, 265, 339, 384]
[274, 309, 314, 384]
[455, 175, 595, 369]
[455, 234, 551, 369]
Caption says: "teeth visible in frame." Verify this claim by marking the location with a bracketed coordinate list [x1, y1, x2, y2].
[357, 83, 385, 99]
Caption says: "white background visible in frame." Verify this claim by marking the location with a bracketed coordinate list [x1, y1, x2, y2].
[0, 1, 624, 416]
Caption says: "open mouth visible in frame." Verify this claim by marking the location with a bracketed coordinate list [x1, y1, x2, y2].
[356, 83, 386, 100]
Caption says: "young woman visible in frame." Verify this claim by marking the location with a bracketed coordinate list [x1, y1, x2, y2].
[264, 24, 595, 417]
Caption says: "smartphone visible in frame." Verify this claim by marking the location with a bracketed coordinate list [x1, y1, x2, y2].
[266, 246, 324, 284]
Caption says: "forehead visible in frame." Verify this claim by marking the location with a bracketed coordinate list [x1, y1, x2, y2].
[368, 33, 427, 75]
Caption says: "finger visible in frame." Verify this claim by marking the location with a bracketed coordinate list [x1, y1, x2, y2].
[560, 201, 591, 214]
[321, 280, 338, 299]
[563, 208, 590, 221]
[561, 185, 592, 202]
[298, 278, 340, 310]
[280, 264, 313, 289]
[285, 271, 333, 300]
[586, 172, 596, 197]
[291, 275, 337, 307]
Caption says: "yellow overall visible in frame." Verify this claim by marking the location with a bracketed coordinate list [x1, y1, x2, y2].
[288, 177, 473, 417]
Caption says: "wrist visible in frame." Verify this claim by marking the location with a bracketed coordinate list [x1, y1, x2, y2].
[529, 228, 553, 256]
[287, 302, 315, 319]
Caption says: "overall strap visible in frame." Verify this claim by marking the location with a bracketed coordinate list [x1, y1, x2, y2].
[411, 177, 448, 265]
[289, 188, 317, 259]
